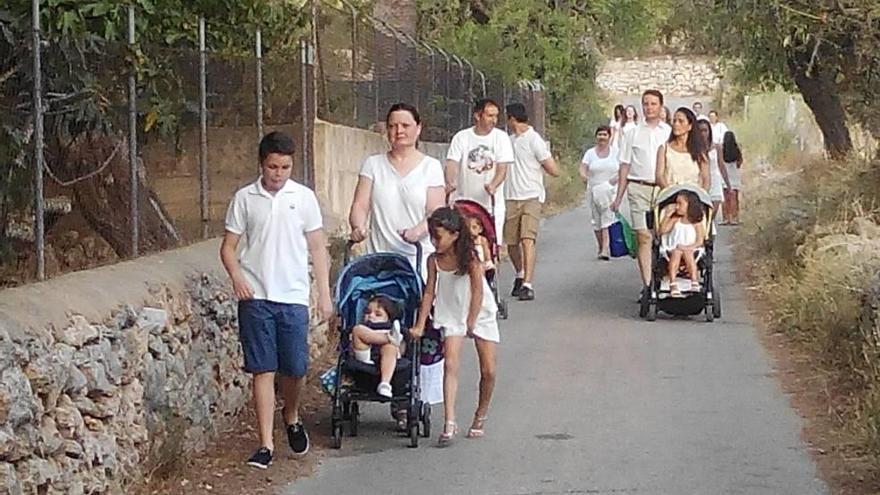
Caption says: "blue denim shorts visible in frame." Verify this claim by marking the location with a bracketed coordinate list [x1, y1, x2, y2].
[238, 299, 309, 377]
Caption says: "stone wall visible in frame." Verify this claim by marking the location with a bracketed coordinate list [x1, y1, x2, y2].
[0, 240, 330, 494]
[596, 56, 720, 96]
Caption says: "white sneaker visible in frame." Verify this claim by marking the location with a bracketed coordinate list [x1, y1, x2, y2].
[377, 382, 393, 398]
[388, 321, 403, 347]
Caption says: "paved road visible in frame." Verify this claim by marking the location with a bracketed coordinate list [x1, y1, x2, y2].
[284, 203, 829, 495]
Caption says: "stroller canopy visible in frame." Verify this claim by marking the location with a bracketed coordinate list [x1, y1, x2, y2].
[656, 184, 714, 209]
[454, 199, 497, 248]
[335, 252, 423, 330]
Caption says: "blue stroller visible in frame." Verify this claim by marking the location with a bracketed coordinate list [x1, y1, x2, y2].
[330, 243, 431, 448]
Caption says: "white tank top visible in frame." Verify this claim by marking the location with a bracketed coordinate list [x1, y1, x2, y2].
[432, 259, 498, 333]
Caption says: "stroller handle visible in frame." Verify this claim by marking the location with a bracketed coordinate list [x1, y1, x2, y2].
[343, 237, 423, 278]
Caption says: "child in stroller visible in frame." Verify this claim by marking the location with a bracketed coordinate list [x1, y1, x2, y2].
[658, 190, 707, 298]
[453, 199, 508, 319]
[351, 295, 405, 398]
[641, 184, 722, 322]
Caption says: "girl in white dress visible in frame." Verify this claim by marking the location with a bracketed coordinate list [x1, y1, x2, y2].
[658, 191, 706, 298]
[410, 206, 500, 445]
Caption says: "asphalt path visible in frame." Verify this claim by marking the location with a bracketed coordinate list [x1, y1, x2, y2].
[283, 202, 829, 495]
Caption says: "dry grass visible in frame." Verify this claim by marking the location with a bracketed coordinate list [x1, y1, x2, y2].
[545, 147, 586, 214]
[738, 147, 880, 488]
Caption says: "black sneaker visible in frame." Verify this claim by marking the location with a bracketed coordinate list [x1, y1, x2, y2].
[511, 277, 524, 297]
[246, 447, 272, 469]
[287, 421, 310, 455]
[518, 286, 535, 301]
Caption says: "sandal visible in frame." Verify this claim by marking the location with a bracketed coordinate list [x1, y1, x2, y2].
[466, 416, 488, 438]
[438, 421, 458, 445]
[669, 282, 682, 298]
[690, 281, 702, 293]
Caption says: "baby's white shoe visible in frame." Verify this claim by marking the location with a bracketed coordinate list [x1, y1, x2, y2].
[388, 320, 403, 347]
[377, 382, 393, 398]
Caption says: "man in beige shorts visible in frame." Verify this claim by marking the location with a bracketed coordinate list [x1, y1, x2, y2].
[611, 90, 671, 302]
[504, 103, 558, 301]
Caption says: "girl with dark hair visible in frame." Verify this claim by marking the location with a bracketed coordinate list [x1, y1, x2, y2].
[623, 105, 639, 133]
[655, 107, 709, 190]
[721, 131, 744, 225]
[410, 206, 500, 445]
[696, 119, 730, 217]
[658, 191, 707, 297]
[350, 295, 405, 398]
[660, 106, 672, 126]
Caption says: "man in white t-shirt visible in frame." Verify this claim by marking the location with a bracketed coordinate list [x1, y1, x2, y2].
[692, 101, 708, 122]
[611, 90, 672, 301]
[708, 110, 729, 145]
[220, 132, 333, 469]
[445, 98, 515, 242]
[503, 103, 558, 301]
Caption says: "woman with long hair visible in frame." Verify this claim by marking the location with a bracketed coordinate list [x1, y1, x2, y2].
[609, 104, 626, 149]
[655, 107, 709, 190]
[696, 119, 730, 218]
[722, 131, 744, 225]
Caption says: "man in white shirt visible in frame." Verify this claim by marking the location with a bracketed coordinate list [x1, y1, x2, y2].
[708, 110, 729, 145]
[504, 103, 559, 301]
[220, 132, 333, 469]
[611, 90, 672, 300]
[445, 99, 515, 242]
[692, 101, 708, 121]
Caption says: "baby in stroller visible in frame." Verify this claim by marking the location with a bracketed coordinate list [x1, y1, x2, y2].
[466, 215, 495, 271]
[658, 190, 707, 298]
[351, 295, 405, 398]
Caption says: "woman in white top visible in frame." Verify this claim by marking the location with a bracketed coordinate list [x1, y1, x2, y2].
[655, 107, 709, 191]
[349, 102, 446, 408]
[579, 125, 619, 260]
[696, 119, 730, 218]
[621, 105, 639, 135]
[609, 104, 625, 149]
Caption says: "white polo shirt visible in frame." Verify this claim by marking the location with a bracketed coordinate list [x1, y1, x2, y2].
[618, 121, 671, 182]
[225, 178, 323, 305]
[506, 126, 552, 203]
[711, 121, 730, 145]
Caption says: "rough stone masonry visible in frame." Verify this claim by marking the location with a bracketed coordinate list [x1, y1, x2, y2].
[0, 242, 331, 494]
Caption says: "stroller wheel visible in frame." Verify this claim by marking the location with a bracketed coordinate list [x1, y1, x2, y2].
[639, 288, 650, 318]
[408, 423, 419, 448]
[421, 402, 432, 438]
[712, 292, 722, 319]
[349, 402, 359, 437]
[331, 421, 343, 449]
[646, 303, 657, 322]
[705, 304, 715, 322]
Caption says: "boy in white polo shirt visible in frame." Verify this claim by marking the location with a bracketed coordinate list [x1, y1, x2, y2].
[220, 132, 333, 469]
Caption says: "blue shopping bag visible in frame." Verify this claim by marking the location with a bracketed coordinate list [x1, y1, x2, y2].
[608, 221, 629, 258]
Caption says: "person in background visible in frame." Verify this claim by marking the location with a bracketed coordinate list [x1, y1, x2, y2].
[721, 130, 744, 225]
[692, 101, 708, 121]
[504, 103, 558, 301]
[579, 125, 619, 260]
[610, 104, 626, 149]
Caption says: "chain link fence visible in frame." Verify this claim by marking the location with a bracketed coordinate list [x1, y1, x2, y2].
[1, 0, 546, 287]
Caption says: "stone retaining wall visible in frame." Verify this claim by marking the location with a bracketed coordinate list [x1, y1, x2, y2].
[0, 240, 329, 494]
[597, 56, 720, 96]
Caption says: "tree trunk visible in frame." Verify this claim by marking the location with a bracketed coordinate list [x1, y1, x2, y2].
[53, 134, 179, 259]
[786, 49, 853, 160]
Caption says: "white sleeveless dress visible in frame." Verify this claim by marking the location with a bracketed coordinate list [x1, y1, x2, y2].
[433, 259, 500, 343]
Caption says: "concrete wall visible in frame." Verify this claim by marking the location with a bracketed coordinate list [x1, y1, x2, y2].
[0, 240, 330, 494]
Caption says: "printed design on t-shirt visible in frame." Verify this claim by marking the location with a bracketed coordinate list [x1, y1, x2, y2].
[467, 145, 495, 174]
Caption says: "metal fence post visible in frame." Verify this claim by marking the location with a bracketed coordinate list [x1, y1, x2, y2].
[300, 39, 315, 187]
[198, 17, 209, 238]
[127, 4, 139, 257]
[32, 0, 45, 279]
[255, 28, 264, 141]
[350, 7, 358, 123]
